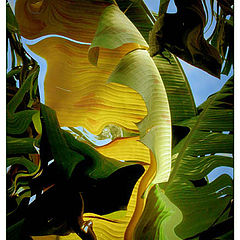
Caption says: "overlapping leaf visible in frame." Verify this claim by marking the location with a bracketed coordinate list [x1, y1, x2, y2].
[117, 0, 155, 41]
[161, 76, 233, 238]
[107, 49, 171, 185]
[133, 76, 233, 240]
[13, 2, 172, 240]
[27, 33, 147, 135]
[134, 184, 182, 240]
[149, 0, 223, 77]
[41, 103, 144, 183]
[7, 68, 39, 135]
[88, 4, 148, 65]
[7, 103, 145, 239]
[153, 53, 197, 124]
[88, 9, 172, 238]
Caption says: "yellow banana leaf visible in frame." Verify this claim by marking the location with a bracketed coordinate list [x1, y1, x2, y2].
[96, 136, 150, 164]
[28, 38, 147, 135]
[15, 0, 111, 42]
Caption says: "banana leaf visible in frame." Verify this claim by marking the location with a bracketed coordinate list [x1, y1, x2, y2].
[40, 103, 144, 211]
[117, 0, 155, 41]
[7, 136, 38, 155]
[134, 76, 233, 239]
[7, 68, 39, 135]
[134, 184, 182, 240]
[15, 0, 112, 42]
[7, 2, 19, 33]
[149, 0, 222, 78]
[7, 103, 145, 239]
[153, 53, 197, 124]
[7, 156, 38, 173]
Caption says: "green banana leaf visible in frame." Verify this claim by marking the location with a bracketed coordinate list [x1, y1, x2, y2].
[134, 184, 182, 240]
[7, 136, 38, 155]
[108, 49, 172, 185]
[117, 0, 155, 41]
[7, 156, 38, 173]
[7, 68, 39, 135]
[6, 3, 19, 33]
[134, 76, 233, 239]
[153, 53, 197, 124]
[165, 76, 233, 238]
[7, 110, 38, 135]
[117, 0, 197, 123]
[117, 1, 197, 145]
[88, 4, 148, 66]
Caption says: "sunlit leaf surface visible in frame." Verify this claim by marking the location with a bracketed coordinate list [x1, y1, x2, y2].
[96, 136, 150, 164]
[15, 0, 112, 42]
[89, 4, 148, 65]
[108, 49, 171, 185]
[153, 53, 197, 124]
[28, 37, 147, 134]
[134, 184, 182, 240]
[163, 77, 233, 238]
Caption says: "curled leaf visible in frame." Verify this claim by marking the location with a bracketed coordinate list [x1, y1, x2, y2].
[163, 77, 233, 238]
[108, 49, 172, 185]
[88, 4, 149, 66]
[149, 0, 222, 77]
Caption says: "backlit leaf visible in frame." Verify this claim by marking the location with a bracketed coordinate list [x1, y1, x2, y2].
[28, 38, 147, 135]
[108, 49, 171, 185]
[88, 4, 148, 66]
[134, 184, 182, 240]
[15, 0, 112, 42]
[32, 111, 42, 135]
[162, 76, 233, 238]
[153, 53, 197, 124]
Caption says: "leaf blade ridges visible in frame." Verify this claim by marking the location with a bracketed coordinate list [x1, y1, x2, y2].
[163, 76, 233, 238]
